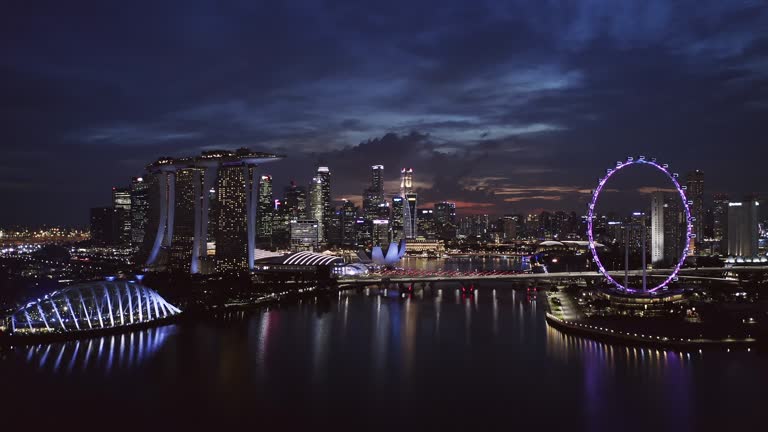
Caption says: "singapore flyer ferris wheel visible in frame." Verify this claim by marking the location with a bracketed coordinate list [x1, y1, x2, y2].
[587, 156, 694, 293]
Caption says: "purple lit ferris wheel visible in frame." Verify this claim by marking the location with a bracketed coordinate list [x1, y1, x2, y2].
[587, 156, 694, 293]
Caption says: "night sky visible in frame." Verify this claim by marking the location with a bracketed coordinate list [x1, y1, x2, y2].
[2, 1, 767, 227]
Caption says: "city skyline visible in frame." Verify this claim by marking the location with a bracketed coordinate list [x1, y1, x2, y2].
[2, 1, 767, 226]
[2, 4, 768, 428]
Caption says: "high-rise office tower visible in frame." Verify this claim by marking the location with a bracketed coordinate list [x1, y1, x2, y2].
[434, 201, 457, 240]
[727, 199, 759, 257]
[686, 170, 704, 254]
[371, 219, 390, 246]
[651, 193, 665, 265]
[712, 193, 729, 253]
[285, 181, 307, 219]
[129, 177, 149, 248]
[404, 193, 417, 239]
[316, 167, 332, 242]
[169, 168, 202, 270]
[309, 172, 325, 242]
[391, 196, 404, 241]
[112, 186, 131, 246]
[371, 165, 385, 197]
[417, 208, 435, 238]
[270, 199, 291, 249]
[434, 202, 456, 225]
[257, 175, 273, 242]
[340, 200, 358, 247]
[214, 165, 253, 273]
[501, 215, 518, 241]
[400, 168, 417, 239]
[363, 165, 385, 221]
[651, 192, 684, 266]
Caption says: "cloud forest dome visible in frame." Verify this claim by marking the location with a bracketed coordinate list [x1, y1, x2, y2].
[7, 281, 181, 334]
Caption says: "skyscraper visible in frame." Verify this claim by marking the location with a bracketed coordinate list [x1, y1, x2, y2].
[712, 193, 728, 253]
[417, 208, 435, 238]
[285, 181, 307, 219]
[400, 168, 417, 239]
[685, 170, 704, 254]
[363, 165, 385, 221]
[316, 167, 332, 242]
[404, 193, 417, 238]
[500, 215, 518, 241]
[434, 202, 457, 241]
[257, 175, 273, 243]
[340, 200, 358, 247]
[112, 186, 131, 246]
[309, 172, 325, 243]
[140, 149, 283, 274]
[270, 199, 291, 249]
[371, 165, 385, 197]
[169, 168, 201, 270]
[651, 192, 684, 266]
[129, 177, 149, 248]
[391, 196, 404, 241]
[214, 165, 252, 273]
[727, 199, 759, 257]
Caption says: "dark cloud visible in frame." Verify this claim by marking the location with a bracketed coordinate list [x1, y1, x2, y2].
[1, 0, 766, 225]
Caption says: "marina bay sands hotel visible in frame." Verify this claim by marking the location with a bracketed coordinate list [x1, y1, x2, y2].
[140, 148, 284, 274]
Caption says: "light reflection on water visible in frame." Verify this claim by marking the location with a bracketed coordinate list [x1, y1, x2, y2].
[16, 325, 176, 375]
[3, 285, 765, 429]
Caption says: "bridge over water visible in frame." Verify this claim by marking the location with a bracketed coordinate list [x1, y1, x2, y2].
[339, 266, 768, 286]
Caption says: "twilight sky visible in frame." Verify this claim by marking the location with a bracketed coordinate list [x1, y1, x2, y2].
[2, 0, 767, 227]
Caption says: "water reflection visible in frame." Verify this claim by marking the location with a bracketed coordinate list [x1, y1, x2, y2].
[546, 323, 694, 429]
[545, 324, 696, 369]
[18, 325, 176, 375]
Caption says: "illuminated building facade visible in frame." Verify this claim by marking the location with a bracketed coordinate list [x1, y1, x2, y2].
[712, 193, 728, 253]
[727, 199, 759, 257]
[391, 196, 404, 241]
[317, 167, 332, 241]
[290, 219, 320, 251]
[651, 192, 684, 266]
[112, 187, 132, 246]
[257, 175, 273, 243]
[285, 181, 307, 219]
[363, 165, 385, 221]
[307, 167, 331, 243]
[400, 168, 417, 239]
[434, 201, 457, 239]
[142, 148, 283, 274]
[417, 208, 435, 239]
[340, 200, 358, 247]
[214, 165, 252, 273]
[309, 173, 325, 243]
[685, 170, 704, 253]
[501, 215, 518, 241]
[130, 177, 149, 248]
[170, 168, 202, 270]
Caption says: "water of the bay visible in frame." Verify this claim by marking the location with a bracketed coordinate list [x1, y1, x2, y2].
[1, 278, 765, 429]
